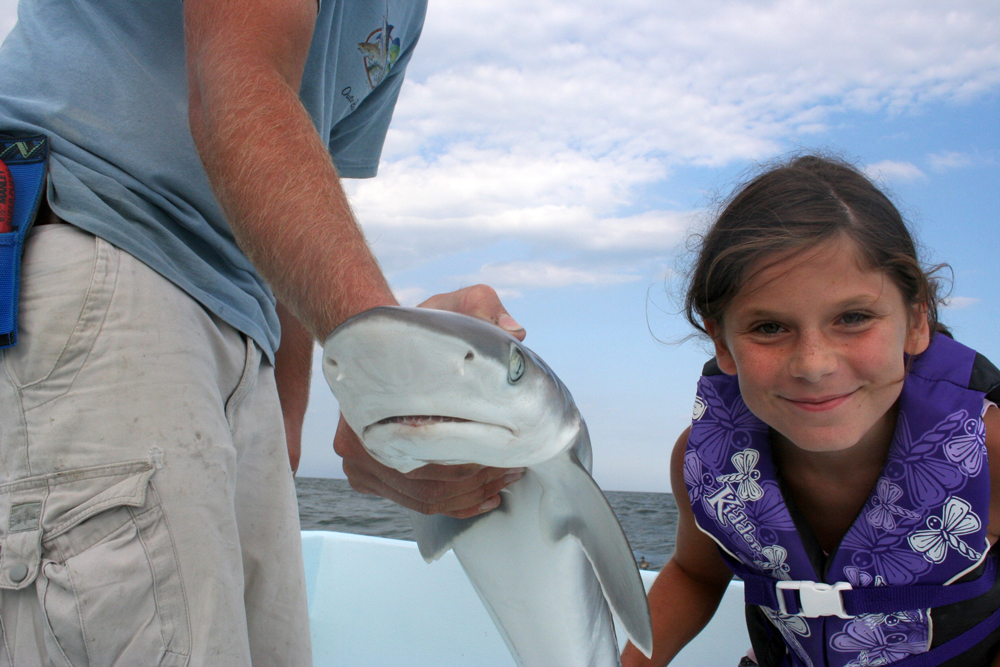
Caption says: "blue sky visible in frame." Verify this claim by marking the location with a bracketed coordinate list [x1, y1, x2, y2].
[3, 1, 997, 492]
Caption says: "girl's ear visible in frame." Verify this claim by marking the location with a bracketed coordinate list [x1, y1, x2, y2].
[704, 320, 738, 375]
[905, 304, 931, 356]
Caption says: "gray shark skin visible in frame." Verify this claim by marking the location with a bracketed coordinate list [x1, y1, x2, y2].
[322, 307, 653, 666]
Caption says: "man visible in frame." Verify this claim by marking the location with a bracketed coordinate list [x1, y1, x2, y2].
[0, 1, 522, 664]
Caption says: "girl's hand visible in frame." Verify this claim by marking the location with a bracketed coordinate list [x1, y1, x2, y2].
[621, 427, 735, 666]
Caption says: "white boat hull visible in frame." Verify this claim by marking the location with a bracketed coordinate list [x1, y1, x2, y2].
[302, 530, 751, 666]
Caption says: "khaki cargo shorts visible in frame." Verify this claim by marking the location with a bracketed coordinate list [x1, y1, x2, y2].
[0, 223, 311, 666]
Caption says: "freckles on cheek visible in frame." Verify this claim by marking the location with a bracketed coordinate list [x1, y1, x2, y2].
[732, 350, 778, 381]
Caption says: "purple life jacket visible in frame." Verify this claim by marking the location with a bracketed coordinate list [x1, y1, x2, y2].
[686, 334, 1000, 667]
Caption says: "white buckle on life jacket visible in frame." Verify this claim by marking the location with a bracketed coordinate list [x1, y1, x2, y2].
[775, 580, 854, 619]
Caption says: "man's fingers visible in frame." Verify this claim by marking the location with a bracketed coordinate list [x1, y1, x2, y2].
[379, 469, 521, 518]
[350, 462, 522, 518]
[395, 465, 523, 507]
[404, 462, 487, 482]
[418, 284, 525, 341]
[334, 412, 527, 516]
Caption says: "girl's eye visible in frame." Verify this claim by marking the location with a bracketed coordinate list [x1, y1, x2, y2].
[840, 312, 870, 326]
[754, 322, 784, 335]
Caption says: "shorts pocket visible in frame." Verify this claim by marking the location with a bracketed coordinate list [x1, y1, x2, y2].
[2, 227, 118, 403]
[0, 461, 190, 667]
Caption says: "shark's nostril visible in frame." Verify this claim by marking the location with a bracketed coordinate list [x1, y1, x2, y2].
[465, 351, 475, 362]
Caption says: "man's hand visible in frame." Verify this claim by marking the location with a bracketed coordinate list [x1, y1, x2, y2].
[334, 284, 526, 517]
[417, 284, 525, 342]
[334, 415, 524, 518]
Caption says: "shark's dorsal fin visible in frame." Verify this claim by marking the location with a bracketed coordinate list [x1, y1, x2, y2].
[409, 510, 484, 563]
[537, 455, 654, 658]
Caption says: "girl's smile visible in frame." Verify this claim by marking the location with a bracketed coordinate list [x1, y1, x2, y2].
[706, 235, 931, 456]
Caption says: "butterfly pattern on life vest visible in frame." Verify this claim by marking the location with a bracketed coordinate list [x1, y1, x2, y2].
[830, 610, 928, 667]
[884, 410, 969, 509]
[865, 479, 921, 531]
[943, 413, 987, 477]
[691, 384, 768, 471]
[716, 449, 764, 502]
[907, 496, 983, 564]
[842, 566, 887, 588]
[682, 450, 714, 504]
[753, 544, 792, 580]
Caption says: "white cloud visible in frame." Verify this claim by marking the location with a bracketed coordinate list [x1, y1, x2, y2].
[462, 261, 641, 291]
[864, 160, 926, 183]
[346, 148, 693, 272]
[941, 296, 980, 309]
[927, 151, 975, 172]
[353, 0, 1000, 280]
[7, 0, 998, 293]
[394, 0, 1000, 165]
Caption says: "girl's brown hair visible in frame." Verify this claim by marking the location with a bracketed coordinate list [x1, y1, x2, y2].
[684, 154, 945, 334]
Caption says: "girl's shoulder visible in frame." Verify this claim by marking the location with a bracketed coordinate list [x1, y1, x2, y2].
[669, 427, 693, 485]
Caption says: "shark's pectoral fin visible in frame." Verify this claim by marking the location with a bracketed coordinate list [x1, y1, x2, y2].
[537, 458, 654, 658]
[409, 510, 483, 563]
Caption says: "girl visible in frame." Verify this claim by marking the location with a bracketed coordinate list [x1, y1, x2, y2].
[621, 155, 1000, 667]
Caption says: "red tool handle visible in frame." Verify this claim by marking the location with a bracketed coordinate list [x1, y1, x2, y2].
[0, 158, 13, 233]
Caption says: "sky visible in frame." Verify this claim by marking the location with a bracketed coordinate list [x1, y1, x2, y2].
[2, 1, 997, 493]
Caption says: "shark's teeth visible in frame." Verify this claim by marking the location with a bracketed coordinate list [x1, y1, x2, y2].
[376, 415, 472, 427]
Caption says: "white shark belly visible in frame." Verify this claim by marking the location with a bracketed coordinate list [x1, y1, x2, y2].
[450, 470, 621, 667]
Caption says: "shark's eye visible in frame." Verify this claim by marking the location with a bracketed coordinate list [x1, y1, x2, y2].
[508, 346, 525, 384]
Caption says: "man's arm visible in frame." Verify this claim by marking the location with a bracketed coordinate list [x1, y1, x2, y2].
[274, 301, 313, 474]
[184, 2, 525, 515]
[185, 0, 394, 340]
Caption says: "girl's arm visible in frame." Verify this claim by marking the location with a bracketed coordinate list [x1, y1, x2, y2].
[984, 404, 1000, 548]
[621, 427, 735, 667]
[984, 404, 1000, 667]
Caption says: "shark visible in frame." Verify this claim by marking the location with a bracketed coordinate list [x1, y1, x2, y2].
[322, 306, 654, 666]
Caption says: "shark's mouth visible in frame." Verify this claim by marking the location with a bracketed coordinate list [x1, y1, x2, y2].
[374, 415, 472, 427]
[363, 415, 516, 438]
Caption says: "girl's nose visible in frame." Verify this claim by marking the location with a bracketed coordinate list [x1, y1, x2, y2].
[789, 333, 837, 382]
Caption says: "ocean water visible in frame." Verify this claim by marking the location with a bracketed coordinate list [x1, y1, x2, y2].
[295, 476, 678, 570]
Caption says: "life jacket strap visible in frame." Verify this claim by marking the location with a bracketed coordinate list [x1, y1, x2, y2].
[733, 555, 998, 618]
[892, 602, 1000, 667]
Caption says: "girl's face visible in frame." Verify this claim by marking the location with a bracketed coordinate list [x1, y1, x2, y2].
[706, 236, 930, 456]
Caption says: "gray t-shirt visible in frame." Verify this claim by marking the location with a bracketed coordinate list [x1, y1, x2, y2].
[0, 0, 426, 360]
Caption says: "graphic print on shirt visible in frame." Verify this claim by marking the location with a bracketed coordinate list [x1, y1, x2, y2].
[358, 13, 400, 88]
